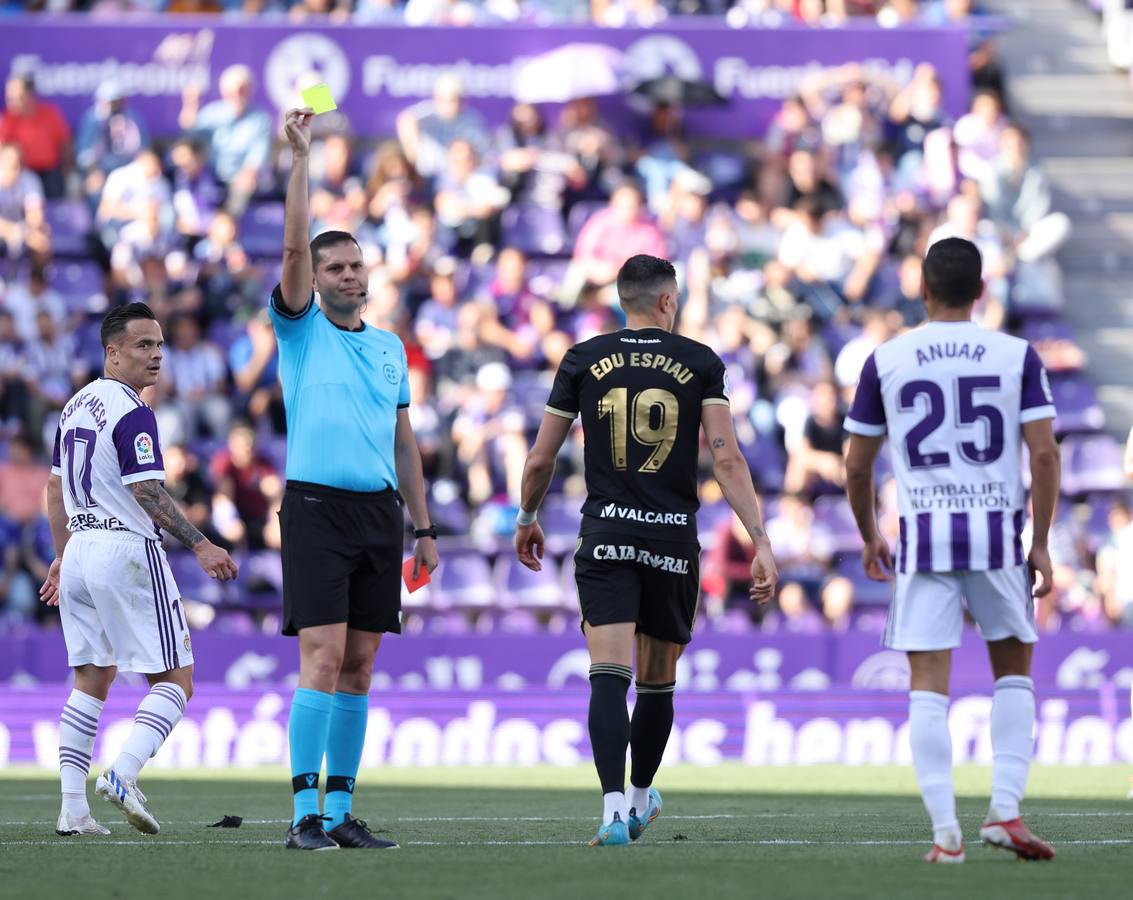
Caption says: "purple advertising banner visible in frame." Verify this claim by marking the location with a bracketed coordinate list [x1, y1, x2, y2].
[0, 18, 971, 139]
[1, 686, 1129, 768]
[3, 628, 1132, 695]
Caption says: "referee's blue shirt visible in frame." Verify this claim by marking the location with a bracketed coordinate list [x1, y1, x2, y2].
[268, 286, 410, 492]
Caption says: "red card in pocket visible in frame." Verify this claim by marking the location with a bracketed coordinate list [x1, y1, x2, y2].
[402, 557, 431, 593]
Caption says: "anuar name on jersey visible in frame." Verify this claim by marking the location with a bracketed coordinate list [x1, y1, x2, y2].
[52, 378, 167, 540]
[544, 326, 729, 539]
[844, 321, 1055, 573]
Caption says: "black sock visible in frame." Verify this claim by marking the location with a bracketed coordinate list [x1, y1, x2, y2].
[588, 664, 632, 795]
[630, 682, 675, 790]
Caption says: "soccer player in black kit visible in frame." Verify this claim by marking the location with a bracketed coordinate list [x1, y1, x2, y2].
[515, 255, 778, 846]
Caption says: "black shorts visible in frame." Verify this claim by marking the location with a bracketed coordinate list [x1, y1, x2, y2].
[279, 481, 404, 636]
[573, 529, 701, 645]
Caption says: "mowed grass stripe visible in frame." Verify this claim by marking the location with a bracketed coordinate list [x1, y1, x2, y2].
[4, 769, 1132, 900]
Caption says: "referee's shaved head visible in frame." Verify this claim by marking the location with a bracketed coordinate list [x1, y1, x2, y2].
[617, 255, 677, 312]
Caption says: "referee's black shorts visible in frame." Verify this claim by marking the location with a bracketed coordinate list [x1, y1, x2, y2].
[573, 526, 701, 645]
[279, 480, 404, 636]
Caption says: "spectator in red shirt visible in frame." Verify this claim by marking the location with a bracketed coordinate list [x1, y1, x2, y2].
[0, 75, 71, 199]
[209, 421, 281, 550]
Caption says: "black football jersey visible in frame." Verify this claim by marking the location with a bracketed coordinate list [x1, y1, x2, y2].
[544, 326, 730, 539]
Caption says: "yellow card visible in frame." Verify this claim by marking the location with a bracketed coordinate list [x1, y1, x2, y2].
[300, 83, 337, 115]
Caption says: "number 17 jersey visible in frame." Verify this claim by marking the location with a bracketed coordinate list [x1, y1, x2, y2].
[51, 377, 167, 540]
[844, 321, 1056, 573]
[544, 326, 730, 540]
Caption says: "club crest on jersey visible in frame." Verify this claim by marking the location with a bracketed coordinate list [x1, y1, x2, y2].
[134, 433, 155, 465]
[183, 634, 192, 653]
[383, 362, 400, 385]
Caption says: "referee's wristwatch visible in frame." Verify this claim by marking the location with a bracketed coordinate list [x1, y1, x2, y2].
[414, 525, 438, 540]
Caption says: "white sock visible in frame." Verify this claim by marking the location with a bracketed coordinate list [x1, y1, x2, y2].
[909, 690, 961, 849]
[602, 791, 627, 824]
[113, 683, 187, 782]
[59, 689, 103, 818]
[627, 784, 651, 817]
[989, 675, 1035, 822]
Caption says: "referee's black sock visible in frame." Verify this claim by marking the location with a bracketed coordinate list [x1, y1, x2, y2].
[630, 682, 676, 794]
[588, 663, 632, 796]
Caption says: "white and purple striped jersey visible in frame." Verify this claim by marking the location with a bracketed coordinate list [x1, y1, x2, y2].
[51, 378, 166, 540]
[844, 321, 1056, 573]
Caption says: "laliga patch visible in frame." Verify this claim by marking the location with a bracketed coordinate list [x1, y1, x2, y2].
[135, 433, 156, 465]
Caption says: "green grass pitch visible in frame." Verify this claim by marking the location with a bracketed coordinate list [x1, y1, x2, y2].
[1, 766, 1130, 899]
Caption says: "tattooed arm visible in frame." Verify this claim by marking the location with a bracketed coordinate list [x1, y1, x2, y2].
[130, 480, 239, 580]
[701, 403, 778, 604]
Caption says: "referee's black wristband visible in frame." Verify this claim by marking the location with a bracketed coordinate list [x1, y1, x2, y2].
[414, 526, 438, 540]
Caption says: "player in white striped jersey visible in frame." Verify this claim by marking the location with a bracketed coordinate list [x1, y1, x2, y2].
[844, 238, 1059, 863]
[40, 303, 237, 838]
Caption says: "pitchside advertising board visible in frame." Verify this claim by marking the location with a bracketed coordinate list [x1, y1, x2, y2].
[0, 19, 970, 139]
[2, 631, 1131, 767]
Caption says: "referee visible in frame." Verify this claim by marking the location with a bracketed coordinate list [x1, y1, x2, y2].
[275, 108, 438, 851]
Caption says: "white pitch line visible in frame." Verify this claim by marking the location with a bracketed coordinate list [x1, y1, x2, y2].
[0, 840, 281, 847]
[5, 811, 1133, 827]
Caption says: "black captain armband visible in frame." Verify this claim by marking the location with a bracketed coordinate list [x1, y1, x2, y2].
[414, 526, 438, 540]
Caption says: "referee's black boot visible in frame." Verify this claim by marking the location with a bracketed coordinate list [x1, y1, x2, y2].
[327, 814, 399, 849]
[285, 814, 339, 851]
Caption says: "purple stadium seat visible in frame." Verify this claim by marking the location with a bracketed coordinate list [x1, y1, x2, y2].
[696, 499, 733, 548]
[691, 151, 747, 191]
[500, 204, 568, 257]
[43, 200, 92, 256]
[237, 550, 283, 595]
[167, 550, 224, 605]
[812, 495, 862, 554]
[75, 320, 106, 369]
[835, 554, 891, 607]
[1050, 375, 1104, 435]
[238, 202, 286, 257]
[434, 553, 496, 611]
[873, 445, 894, 484]
[207, 318, 244, 351]
[49, 260, 104, 308]
[494, 610, 543, 634]
[524, 258, 570, 298]
[259, 435, 288, 475]
[1081, 494, 1118, 555]
[430, 494, 471, 535]
[494, 555, 563, 611]
[1061, 434, 1126, 496]
[558, 552, 575, 589]
[1019, 318, 1075, 344]
[540, 494, 583, 555]
[741, 433, 785, 494]
[566, 200, 606, 244]
[851, 607, 887, 633]
[706, 608, 756, 634]
[821, 322, 861, 361]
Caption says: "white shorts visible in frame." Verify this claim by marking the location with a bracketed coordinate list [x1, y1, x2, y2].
[59, 532, 194, 674]
[883, 564, 1039, 651]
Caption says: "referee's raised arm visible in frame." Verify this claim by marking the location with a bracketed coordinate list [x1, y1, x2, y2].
[279, 108, 314, 313]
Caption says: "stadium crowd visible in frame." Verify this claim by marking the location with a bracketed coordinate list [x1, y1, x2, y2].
[0, 0, 1006, 31]
[2, 6, 1131, 639]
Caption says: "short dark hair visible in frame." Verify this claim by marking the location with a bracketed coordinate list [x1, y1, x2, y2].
[616, 255, 677, 310]
[922, 238, 983, 308]
[101, 302, 156, 349]
[310, 230, 361, 269]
